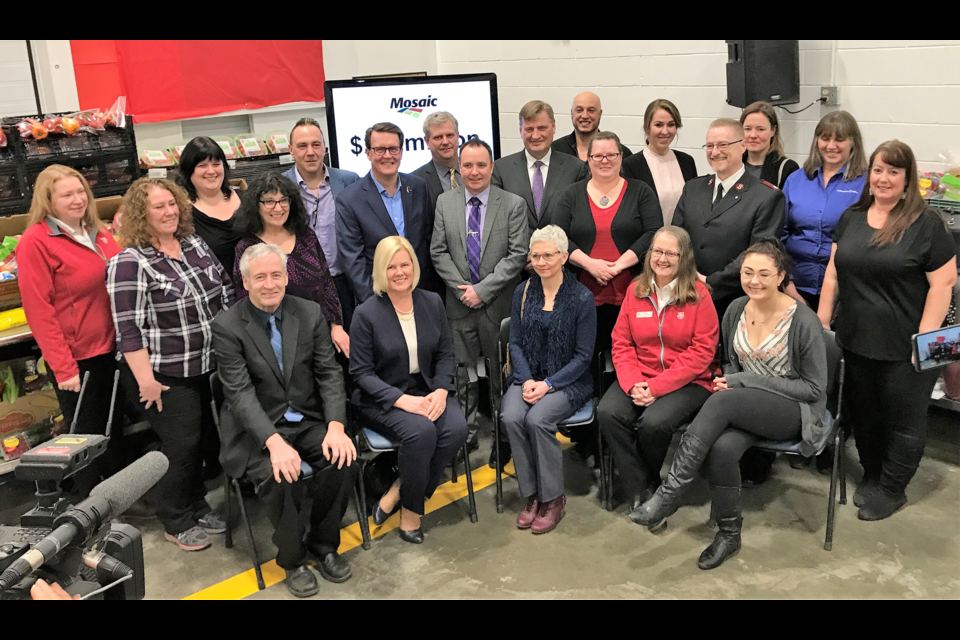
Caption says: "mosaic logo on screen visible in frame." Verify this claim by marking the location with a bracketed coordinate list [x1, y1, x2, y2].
[391, 96, 439, 118]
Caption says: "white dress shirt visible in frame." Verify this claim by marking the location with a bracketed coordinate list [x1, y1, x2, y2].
[51, 217, 96, 252]
[525, 147, 552, 187]
[643, 147, 686, 226]
[712, 165, 746, 204]
[652, 278, 678, 314]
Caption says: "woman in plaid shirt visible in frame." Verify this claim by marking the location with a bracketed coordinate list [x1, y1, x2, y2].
[108, 177, 233, 552]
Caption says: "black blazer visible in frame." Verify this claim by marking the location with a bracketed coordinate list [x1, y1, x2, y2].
[412, 159, 457, 214]
[552, 130, 633, 160]
[621, 149, 698, 197]
[491, 149, 588, 230]
[335, 171, 435, 304]
[672, 169, 785, 304]
[553, 178, 664, 275]
[212, 296, 347, 478]
[349, 288, 457, 412]
[742, 151, 800, 190]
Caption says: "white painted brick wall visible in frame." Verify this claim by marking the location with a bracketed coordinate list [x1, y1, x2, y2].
[437, 40, 960, 173]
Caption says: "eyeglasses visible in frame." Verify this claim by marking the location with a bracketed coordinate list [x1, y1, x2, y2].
[369, 146, 402, 156]
[529, 251, 560, 262]
[650, 248, 681, 259]
[260, 197, 290, 209]
[702, 140, 743, 152]
[588, 153, 621, 162]
[740, 270, 778, 281]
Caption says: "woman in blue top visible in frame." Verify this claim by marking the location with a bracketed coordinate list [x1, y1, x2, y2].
[782, 111, 868, 311]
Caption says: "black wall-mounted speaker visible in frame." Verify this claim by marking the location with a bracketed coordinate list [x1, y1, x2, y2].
[725, 40, 799, 108]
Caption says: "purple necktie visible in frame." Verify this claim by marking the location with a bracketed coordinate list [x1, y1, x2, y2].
[532, 160, 545, 218]
[467, 196, 482, 284]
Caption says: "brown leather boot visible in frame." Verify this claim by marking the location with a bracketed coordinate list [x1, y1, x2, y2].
[531, 496, 566, 534]
[517, 498, 540, 529]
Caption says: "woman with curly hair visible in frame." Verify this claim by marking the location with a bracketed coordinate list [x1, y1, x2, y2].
[107, 177, 233, 552]
[232, 172, 348, 356]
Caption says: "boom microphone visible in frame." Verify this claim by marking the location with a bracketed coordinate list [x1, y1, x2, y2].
[0, 452, 168, 593]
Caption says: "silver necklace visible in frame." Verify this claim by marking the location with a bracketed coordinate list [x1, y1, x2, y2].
[593, 179, 621, 206]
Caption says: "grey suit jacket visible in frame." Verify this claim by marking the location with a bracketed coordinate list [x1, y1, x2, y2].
[412, 159, 459, 214]
[672, 170, 785, 304]
[211, 296, 347, 479]
[430, 185, 530, 322]
[491, 149, 588, 230]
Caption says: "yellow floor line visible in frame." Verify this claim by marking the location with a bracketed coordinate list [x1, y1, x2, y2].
[184, 459, 517, 600]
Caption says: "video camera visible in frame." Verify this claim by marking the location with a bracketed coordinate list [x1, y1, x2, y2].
[0, 372, 167, 600]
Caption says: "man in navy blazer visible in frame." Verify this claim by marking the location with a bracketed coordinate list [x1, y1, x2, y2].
[283, 118, 360, 330]
[336, 122, 437, 305]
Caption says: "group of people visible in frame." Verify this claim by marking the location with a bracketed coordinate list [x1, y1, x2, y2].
[13, 89, 956, 596]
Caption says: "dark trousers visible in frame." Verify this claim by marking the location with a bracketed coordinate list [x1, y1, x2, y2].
[685, 388, 801, 487]
[594, 303, 621, 355]
[598, 382, 711, 497]
[246, 419, 357, 570]
[843, 350, 938, 496]
[120, 364, 213, 535]
[361, 378, 467, 515]
[799, 290, 821, 313]
[332, 273, 355, 333]
[50, 352, 125, 490]
[451, 308, 503, 436]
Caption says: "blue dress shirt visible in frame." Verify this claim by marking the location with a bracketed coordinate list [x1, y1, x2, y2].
[371, 173, 405, 238]
[294, 166, 340, 276]
[251, 303, 304, 423]
[782, 165, 866, 294]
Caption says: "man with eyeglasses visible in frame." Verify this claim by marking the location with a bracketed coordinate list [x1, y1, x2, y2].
[552, 91, 633, 162]
[336, 122, 436, 305]
[431, 138, 529, 462]
[493, 100, 588, 232]
[672, 117, 785, 324]
[283, 118, 360, 330]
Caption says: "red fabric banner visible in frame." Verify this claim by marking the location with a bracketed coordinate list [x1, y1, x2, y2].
[70, 40, 325, 123]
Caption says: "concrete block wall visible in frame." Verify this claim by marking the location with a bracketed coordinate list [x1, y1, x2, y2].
[437, 40, 960, 173]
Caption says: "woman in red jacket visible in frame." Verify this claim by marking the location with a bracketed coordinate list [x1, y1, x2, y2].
[17, 165, 121, 441]
[597, 226, 719, 527]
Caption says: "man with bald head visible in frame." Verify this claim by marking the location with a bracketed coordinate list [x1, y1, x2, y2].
[552, 91, 633, 162]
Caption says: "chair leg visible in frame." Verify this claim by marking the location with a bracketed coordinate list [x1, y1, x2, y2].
[838, 430, 847, 505]
[233, 478, 265, 590]
[224, 475, 234, 549]
[597, 424, 609, 511]
[494, 410, 504, 514]
[825, 431, 841, 552]
[461, 441, 478, 523]
[354, 460, 372, 550]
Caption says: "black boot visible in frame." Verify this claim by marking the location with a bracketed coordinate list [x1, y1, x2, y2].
[698, 485, 742, 570]
[630, 432, 711, 527]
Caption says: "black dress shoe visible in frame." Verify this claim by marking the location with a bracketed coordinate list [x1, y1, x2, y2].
[373, 501, 399, 526]
[284, 566, 320, 598]
[398, 528, 424, 544]
[315, 552, 352, 583]
[857, 491, 907, 521]
[488, 440, 512, 470]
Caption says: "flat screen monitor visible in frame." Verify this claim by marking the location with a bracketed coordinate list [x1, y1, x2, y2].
[324, 73, 499, 176]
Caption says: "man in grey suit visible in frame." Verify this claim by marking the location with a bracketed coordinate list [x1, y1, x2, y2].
[212, 244, 358, 598]
[282, 117, 360, 333]
[412, 111, 461, 213]
[492, 100, 588, 232]
[431, 138, 529, 459]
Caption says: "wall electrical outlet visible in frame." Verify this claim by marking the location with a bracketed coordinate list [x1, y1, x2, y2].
[821, 86, 839, 106]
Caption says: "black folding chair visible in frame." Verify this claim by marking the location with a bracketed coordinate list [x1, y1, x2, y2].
[210, 372, 371, 592]
[493, 317, 602, 514]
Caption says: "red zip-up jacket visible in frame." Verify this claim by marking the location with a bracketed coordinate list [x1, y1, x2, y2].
[16, 218, 121, 381]
[611, 280, 719, 398]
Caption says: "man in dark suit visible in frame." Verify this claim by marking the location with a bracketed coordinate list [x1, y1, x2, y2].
[552, 91, 633, 162]
[336, 122, 437, 306]
[283, 117, 359, 333]
[492, 100, 588, 232]
[431, 138, 529, 461]
[212, 243, 358, 598]
[673, 117, 785, 322]
[412, 111, 461, 213]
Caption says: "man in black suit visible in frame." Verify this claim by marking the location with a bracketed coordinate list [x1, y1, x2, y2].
[552, 91, 633, 162]
[212, 243, 358, 598]
[492, 100, 588, 231]
[412, 111, 461, 213]
[673, 117, 785, 322]
[336, 122, 437, 305]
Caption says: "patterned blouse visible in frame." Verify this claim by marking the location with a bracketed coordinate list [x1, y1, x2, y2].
[733, 302, 797, 378]
[233, 231, 343, 327]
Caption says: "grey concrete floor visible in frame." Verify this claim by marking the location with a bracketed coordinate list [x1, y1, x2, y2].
[130, 408, 960, 600]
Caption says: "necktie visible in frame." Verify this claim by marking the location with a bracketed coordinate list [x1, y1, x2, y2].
[450, 168, 459, 190]
[713, 184, 725, 209]
[467, 197, 482, 284]
[532, 160, 545, 218]
[268, 315, 302, 422]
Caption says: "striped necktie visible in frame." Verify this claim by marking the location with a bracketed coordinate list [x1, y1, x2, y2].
[450, 168, 459, 190]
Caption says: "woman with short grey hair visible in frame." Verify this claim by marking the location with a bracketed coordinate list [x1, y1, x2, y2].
[500, 225, 596, 534]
